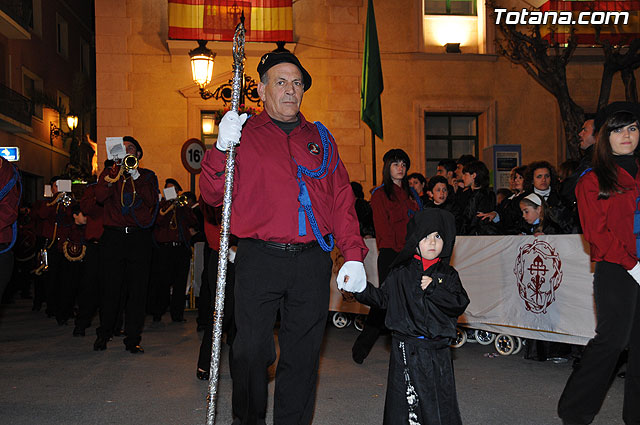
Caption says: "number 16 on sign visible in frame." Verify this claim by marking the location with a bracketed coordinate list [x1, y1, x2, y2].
[181, 138, 206, 192]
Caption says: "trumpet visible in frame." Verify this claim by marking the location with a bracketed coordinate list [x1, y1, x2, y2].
[174, 193, 189, 207]
[32, 248, 49, 275]
[59, 192, 73, 207]
[122, 154, 139, 172]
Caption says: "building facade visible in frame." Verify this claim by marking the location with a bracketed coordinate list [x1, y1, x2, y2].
[0, 0, 95, 203]
[95, 0, 634, 196]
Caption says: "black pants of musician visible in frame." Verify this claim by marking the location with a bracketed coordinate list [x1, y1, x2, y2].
[197, 245, 212, 329]
[197, 249, 236, 372]
[97, 228, 152, 348]
[74, 242, 101, 331]
[149, 243, 191, 321]
[231, 239, 331, 425]
[352, 247, 398, 362]
[44, 248, 63, 317]
[0, 244, 13, 300]
[55, 256, 82, 325]
[558, 261, 640, 424]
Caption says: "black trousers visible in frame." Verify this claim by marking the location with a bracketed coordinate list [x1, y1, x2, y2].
[74, 242, 101, 330]
[149, 243, 191, 321]
[197, 249, 236, 371]
[352, 247, 398, 357]
[55, 255, 82, 324]
[231, 239, 332, 425]
[44, 248, 63, 316]
[0, 244, 13, 300]
[558, 261, 640, 424]
[97, 228, 152, 347]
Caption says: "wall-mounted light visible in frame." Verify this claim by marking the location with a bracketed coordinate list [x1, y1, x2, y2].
[66, 114, 78, 131]
[445, 43, 461, 54]
[190, 40, 216, 89]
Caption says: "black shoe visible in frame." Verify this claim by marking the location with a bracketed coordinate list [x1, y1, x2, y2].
[93, 337, 108, 351]
[126, 345, 144, 354]
[112, 329, 125, 337]
[196, 369, 209, 380]
[73, 328, 85, 337]
[618, 371, 626, 379]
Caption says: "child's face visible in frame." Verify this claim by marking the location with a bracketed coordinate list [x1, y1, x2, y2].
[408, 177, 424, 194]
[428, 182, 448, 205]
[520, 203, 541, 225]
[389, 161, 407, 183]
[416, 231, 444, 260]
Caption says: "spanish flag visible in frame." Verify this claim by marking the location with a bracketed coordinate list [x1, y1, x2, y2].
[540, 1, 640, 45]
[168, 0, 293, 42]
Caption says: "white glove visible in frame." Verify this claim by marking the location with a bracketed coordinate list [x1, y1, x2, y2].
[129, 169, 140, 180]
[216, 111, 248, 151]
[228, 246, 237, 263]
[628, 262, 640, 285]
[337, 261, 367, 293]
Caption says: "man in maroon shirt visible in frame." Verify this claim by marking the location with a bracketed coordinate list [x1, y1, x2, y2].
[94, 136, 158, 353]
[200, 51, 367, 425]
[0, 157, 20, 299]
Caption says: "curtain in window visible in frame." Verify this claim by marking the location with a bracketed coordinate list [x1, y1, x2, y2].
[168, 0, 293, 42]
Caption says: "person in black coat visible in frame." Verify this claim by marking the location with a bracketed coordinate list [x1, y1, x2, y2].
[456, 161, 498, 235]
[340, 208, 469, 425]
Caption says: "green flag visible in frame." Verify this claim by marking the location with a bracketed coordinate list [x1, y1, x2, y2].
[361, 0, 383, 140]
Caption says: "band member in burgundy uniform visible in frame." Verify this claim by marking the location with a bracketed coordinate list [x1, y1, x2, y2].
[0, 156, 20, 299]
[93, 136, 158, 354]
[35, 177, 74, 320]
[73, 179, 105, 336]
[200, 51, 367, 424]
[558, 103, 640, 425]
[149, 179, 198, 323]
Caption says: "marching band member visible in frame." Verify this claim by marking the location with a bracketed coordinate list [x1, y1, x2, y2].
[0, 156, 20, 299]
[93, 136, 158, 354]
[149, 179, 197, 323]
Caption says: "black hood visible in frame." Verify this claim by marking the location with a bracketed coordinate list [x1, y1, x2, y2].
[391, 208, 457, 268]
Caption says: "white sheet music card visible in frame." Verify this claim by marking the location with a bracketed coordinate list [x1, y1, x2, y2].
[164, 186, 177, 201]
[57, 179, 72, 193]
[106, 137, 126, 161]
[44, 184, 53, 198]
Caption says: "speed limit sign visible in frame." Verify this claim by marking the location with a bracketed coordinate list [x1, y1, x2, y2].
[181, 138, 206, 174]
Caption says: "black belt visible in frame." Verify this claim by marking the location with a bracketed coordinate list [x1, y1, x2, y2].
[258, 239, 320, 253]
[158, 241, 184, 247]
[104, 225, 145, 234]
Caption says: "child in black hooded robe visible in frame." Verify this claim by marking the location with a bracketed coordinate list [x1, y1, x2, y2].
[348, 208, 469, 425]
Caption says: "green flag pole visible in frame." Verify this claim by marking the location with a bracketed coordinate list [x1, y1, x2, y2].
[361, 0, 383, 186]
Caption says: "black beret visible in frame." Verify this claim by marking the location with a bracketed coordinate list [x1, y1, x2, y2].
[594, 101, 640, 133]
[123, 136, 143, 159]
[257, 51, 312, 92]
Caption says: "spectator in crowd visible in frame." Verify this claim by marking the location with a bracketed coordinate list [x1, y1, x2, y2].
[524, 161, 573, 233]
[352, 148, 420, 364]
[408, 172, 428, 204]
[423, 175, 456, 214]
[456, 161, 497, 235]
[436, 159, 458, 204]
[351, 182, 375, 238]
[519, 193, 562, 235]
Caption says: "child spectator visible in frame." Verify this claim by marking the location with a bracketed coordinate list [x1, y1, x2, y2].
[340, 208, 469, 425]
[423, 175, 456, 214]
[519, 193, 562, 235]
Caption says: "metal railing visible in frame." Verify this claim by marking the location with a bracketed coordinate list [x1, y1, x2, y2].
[0, 83, 33, 127]
[0, 0, 32, 30]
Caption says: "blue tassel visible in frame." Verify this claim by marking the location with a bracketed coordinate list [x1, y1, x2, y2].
[298, 207, 307, 236]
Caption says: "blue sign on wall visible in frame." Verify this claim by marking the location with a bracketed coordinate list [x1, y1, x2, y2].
[0, 147, 19, 162]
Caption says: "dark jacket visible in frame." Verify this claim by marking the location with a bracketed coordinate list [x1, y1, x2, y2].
[355, 209, 469, 340]
[456, 188, 497, 235]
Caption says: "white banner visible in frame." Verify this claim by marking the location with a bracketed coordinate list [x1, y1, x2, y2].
[330, 235, 597, 345]
[453, 235, 596, 345]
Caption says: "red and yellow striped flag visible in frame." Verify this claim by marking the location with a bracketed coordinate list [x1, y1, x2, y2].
[168, 0, 293, 42]
[540, 1, 640, 45]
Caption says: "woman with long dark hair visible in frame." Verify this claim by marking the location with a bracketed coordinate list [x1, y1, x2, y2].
[351, 149, 421, 364]
[558, 103, 640, 425]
